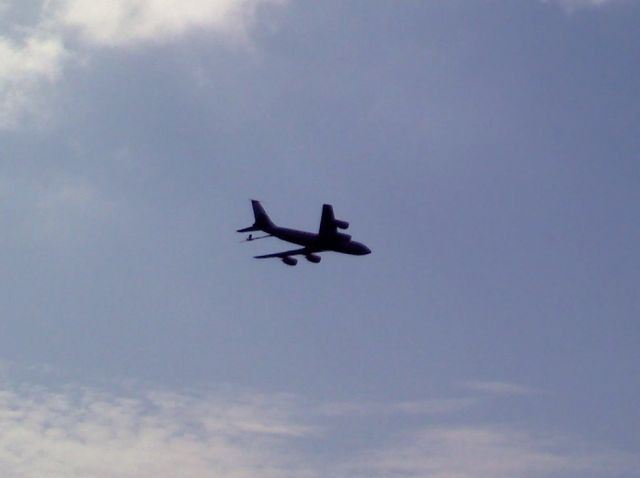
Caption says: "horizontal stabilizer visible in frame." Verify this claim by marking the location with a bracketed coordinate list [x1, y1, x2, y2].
[237, 225, 260, 233]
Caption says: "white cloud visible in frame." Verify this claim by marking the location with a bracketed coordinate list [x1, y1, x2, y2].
[0, 33, 66, 128]
[54, 0, 286, 47]
[0, 0, 287, 129]
[0, 381, 313, 478]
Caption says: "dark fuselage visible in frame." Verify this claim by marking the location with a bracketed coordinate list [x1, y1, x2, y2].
[267, 226, 370, 255]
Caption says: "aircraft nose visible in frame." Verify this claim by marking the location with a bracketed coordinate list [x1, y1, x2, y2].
[356, 242, 371, 255]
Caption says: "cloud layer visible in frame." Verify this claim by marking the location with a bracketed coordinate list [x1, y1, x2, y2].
[0, 378, 635, 478]
[0, 382, 310, 478]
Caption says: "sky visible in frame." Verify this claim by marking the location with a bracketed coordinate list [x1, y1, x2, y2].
[0, 0, 639, 476]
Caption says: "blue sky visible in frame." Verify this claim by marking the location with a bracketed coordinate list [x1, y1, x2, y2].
[0, 1, 639, 476]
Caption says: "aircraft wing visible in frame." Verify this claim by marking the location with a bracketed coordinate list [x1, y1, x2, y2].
[254, 248, 310, 259]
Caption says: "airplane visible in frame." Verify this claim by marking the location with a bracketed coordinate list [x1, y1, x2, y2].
[238, 200, 371, 266]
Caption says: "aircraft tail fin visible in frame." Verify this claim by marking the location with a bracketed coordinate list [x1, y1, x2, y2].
[236, 200, 275, 233]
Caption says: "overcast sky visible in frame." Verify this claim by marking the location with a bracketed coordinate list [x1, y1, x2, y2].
[0, 1, 639, 476]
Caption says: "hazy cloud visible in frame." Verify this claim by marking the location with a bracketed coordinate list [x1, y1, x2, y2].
[0, 173, 116, 245]
[0, 381, 313, 478]
[462, 380, 544, 396]
[0, 33, 66, 128]
[320, 398, 474, 417]
[0, 376, 635, 478]
[346, 426, 637, 478]
[544, 0, 637, 11]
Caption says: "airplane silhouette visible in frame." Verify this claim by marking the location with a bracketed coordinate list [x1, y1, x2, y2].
[238, 200, 371, 266]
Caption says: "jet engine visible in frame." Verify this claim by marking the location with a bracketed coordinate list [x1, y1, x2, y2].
[305, 254, 321, 263]
[334, 219, 349, 230]
[282, 256, 298, 266]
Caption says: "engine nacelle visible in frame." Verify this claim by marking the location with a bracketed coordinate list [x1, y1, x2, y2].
[305, 254, 321, 264]
[334, 219, 349, 230]
[282, 256, 298, 266]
